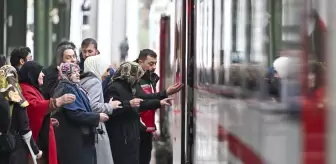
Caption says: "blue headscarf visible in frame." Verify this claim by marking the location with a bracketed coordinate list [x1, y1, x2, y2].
[102, 68, 115, 91]
[58, 63, 92, 112]
[61, 82, 92, 112]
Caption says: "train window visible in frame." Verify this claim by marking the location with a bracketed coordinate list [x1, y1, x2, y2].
[196, 0, 202, 71]
[265, 0, 282, 65]
[197, 0, 205, 84]
[259, 0, 304, 106]
[204, 0, 212, 84]
[207, 0, 213, 68]
[213, 0, 223, 85]
[246, 0, 252, 62]
[207, 0, 214, 84]
[281, 0, 303, 51]
[222, 0, 233, 85]
[196, 0, 214, 85]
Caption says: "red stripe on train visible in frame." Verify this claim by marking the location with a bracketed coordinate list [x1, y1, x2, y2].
[195, 85, 264, 163]
[218, 125, 264, 164]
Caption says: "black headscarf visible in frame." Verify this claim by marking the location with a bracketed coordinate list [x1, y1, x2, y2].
[19, 61, 43, 88]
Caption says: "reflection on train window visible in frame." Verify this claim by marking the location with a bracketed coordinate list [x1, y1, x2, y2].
[195, 0, 304, 90]
[213, 0, 223, 85]
[231, 52, 244, 63]
[266, 0, 283, 65]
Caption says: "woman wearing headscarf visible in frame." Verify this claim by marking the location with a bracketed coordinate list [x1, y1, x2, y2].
[0, 65, 42, 164]
[52, 62, 109, 164]
[18, 61, 76, 164]
[81, 55, 121, 164]
[104, 61, 172, 164]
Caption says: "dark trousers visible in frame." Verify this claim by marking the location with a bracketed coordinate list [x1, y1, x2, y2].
[139, 131, 153, 164]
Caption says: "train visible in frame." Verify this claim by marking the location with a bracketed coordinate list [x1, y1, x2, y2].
[154, 0, 335, 163]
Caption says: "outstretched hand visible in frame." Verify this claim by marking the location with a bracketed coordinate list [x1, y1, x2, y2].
[56, 94, 76, 107]
[130, 98, 143, 108]
[166, 83, 184, 95]
[160, 98, 173, 106]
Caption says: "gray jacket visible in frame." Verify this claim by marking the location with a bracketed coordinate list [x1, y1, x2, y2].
[80, 72, 114, 164]
[81, 72, 114, 114]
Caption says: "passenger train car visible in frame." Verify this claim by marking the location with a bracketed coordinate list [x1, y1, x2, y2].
[156, 0, 335, 163]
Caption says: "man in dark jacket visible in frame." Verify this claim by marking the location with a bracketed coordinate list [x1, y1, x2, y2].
[9, 47, 33, 71]
[79, 38, 100, 73]
[135, 49, 183, 164]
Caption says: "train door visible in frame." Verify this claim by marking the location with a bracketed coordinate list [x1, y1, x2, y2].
[155, 14, 173, 164]
[171, 0, 187, 163]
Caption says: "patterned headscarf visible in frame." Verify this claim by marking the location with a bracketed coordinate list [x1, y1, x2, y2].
[59, 63, 80, 83]
[111, 62, 144, 86]
[0, 65, 29, 107]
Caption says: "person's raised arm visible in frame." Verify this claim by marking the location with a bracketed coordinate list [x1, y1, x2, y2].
[84, 78, 120, 115]
[136, 83, 183, 100]
[137, 98, 173, 112]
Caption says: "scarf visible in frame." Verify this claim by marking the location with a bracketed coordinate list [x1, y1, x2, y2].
[111, 61, 144, 87]
[0, 65, 29, 108]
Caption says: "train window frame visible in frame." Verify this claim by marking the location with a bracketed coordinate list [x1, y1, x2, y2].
[213, 0, 223, 85]
[222, 0, 233, 85]
[267, 0, 283, 66]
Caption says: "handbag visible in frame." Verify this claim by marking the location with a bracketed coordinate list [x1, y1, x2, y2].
[0, 115, 16, 153]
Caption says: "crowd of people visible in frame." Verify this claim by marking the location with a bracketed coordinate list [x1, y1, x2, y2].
[0, 38, 183, 164]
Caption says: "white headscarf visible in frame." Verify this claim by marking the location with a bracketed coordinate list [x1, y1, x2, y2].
[273, 56, 290, 78]
[273, 55, 300, 79]
[84, 55, 109, 80]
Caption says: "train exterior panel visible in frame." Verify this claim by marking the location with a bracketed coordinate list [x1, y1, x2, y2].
[158, 0, 330, 163]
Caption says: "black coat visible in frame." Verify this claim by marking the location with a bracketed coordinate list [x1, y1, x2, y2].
[53, 81, 100, 164]
[41, 66, 59, 99]
[0, 103, 39, 164]
[104, 79, 161, 164]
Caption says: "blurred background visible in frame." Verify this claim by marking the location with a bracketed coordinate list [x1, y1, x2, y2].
[0, 0, 170, 66]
